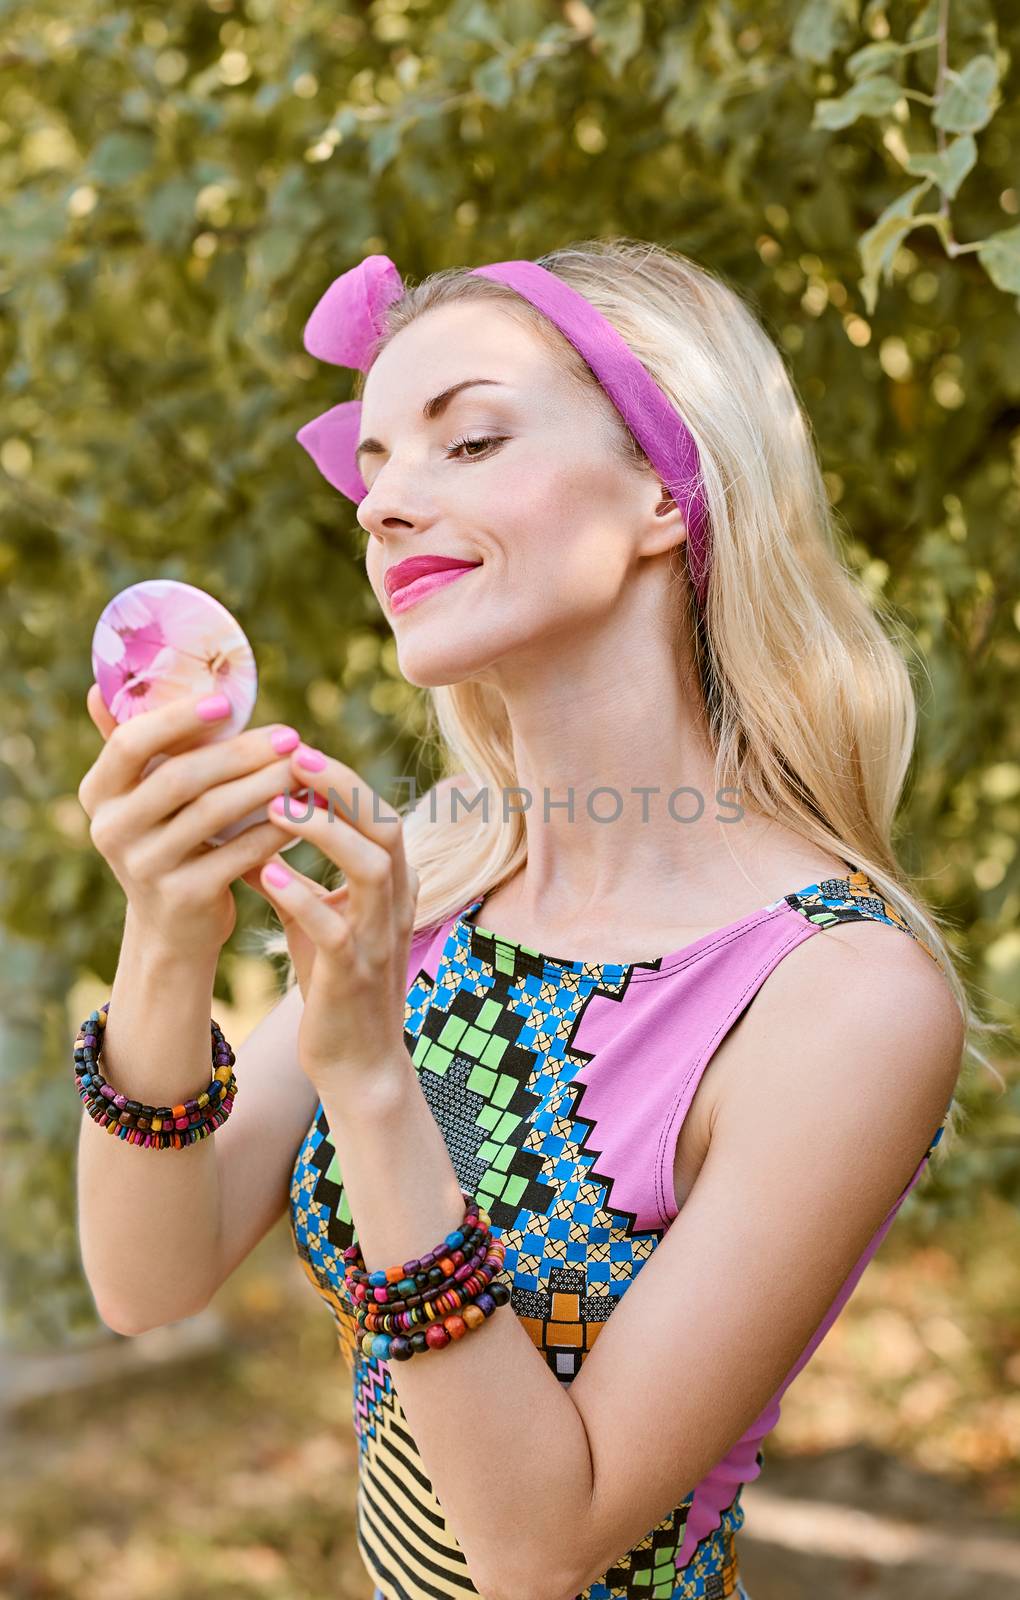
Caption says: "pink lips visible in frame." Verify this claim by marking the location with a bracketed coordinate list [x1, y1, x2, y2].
[388, 563, 481, 614]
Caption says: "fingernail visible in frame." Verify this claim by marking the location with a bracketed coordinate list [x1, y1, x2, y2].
[270, 725, 300, 754]
[295, 743, 327, 770]
[196, 693, 231, 722]
[263, 863, 292, 889]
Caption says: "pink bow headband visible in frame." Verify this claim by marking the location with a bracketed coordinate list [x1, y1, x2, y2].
[295, 254, 711, 607]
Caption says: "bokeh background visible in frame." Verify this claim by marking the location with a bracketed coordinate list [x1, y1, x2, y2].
[1, 1, 1018, 1596]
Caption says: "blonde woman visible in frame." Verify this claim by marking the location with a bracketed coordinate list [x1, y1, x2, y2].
[78, 239, 994, 1600]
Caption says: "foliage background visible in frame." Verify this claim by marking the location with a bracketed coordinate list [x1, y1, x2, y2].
[1, 0, 1018, 1359]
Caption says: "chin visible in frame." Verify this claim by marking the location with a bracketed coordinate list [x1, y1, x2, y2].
[393, 641, 492, 690]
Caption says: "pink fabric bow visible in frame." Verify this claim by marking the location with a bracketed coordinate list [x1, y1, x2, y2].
[295, 254, 406, 503]
[295, 253, 711, 606]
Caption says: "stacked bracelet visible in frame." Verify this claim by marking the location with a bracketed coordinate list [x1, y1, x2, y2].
[73, 1000, 238, 1150]
[342, 1189, 511, 1363]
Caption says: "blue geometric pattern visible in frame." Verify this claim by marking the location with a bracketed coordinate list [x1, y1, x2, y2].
[289, 871, 945, 1600]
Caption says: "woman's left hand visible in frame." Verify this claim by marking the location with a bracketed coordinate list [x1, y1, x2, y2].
[241, 744, 419, 1093]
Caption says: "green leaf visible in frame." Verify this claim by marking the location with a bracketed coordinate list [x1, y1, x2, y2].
[453, 0, 505, 49]
[792, 0, 851, 65]
[140, 176, 200, 250]
[366, 120, 403, 177]
[88, 129, 155, 185]
[266, 163, 324, 233]
[0, 190, 67, 268]
[593, 0, 645, 79]
[248, 226, 303, 285]
[846, 40, 904, 80]
[472, 55, 514, 108]
[813, 74, 902, 130]
[857, 180, 931, 314]
[907, 0, 940, 41]
[977, 225, 1020, 294]
[71, 13, 132, 57]
[904, 134, 977, 200]
[649, 24, 697, 98]
[934, 54, 1000, 135]
[329, 107, 360, 141]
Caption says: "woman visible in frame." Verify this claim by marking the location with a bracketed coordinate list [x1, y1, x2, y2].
[78, 239, 989, 1600]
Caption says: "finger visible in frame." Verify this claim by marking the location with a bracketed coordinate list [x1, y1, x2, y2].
[136, 759, 317, 869]
[288, 743, 415, 920]
[258, 858, 355, 964]
[170, 818, 296, 891]
[238, 853, 321, 998]
[79, 690, 237, 817]
[289, 745, 403, 848]
[267, 785, 395, 958]
[91, 726, 309, 857]
[87, 683, 118, 742]
[240, 857, 344, 904]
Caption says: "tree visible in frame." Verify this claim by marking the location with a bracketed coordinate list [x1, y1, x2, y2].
[1, 0, 1017, 1344]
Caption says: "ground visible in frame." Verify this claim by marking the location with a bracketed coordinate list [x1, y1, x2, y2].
[2, 1188, 1018, 1600]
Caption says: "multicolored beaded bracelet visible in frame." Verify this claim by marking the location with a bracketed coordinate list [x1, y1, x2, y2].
[73, 1000, 238, 1150]
[352, 1226, 496, 1328]
[342, 1190, 486, 1286]
[358, 1266, 511, 1363]
[342, 1190, 512, 1362]
[358, 1240, 508, 1339]
[343, 1203, 492, 1299]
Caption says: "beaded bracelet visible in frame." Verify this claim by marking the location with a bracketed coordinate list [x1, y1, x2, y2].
[73, 1001, 238, 1150]
[353, 1225, 498, 1330]
[343, 1189, 488, 1296]
[347, 1205, 498, 1330]
[358, 1241, 508, 1339]
[342, 1190, 511, 1362]
[357, 1258, 511, 1363]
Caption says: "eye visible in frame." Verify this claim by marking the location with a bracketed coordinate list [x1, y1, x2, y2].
[445, 434, 505, 460]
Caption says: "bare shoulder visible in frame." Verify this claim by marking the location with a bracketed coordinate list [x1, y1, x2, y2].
[769, 917, 962, 1070]
[711, 918, 964, 1164]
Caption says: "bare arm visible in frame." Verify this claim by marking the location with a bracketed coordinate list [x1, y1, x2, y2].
[74, 683, 316, 1335]
[76, 906, 225, 1334]
[77, 925, 315, 1335]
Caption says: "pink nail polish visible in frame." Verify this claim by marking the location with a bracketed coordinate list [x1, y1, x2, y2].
[296, 744, 327, 770]
[263, 863, 292, 889]
[271, 725, 300, 754]
[196, 693, 232, 722]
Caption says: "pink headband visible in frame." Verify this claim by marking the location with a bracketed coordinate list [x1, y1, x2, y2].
[295, 254, 711, 606]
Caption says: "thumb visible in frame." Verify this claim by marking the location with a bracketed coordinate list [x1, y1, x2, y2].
[87, 682, 118, 742]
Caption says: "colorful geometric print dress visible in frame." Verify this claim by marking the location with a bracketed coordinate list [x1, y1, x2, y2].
[289, 868, 951, 1600]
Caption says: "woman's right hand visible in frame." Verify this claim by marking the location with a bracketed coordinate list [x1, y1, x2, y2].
[77, 685, 305, 959]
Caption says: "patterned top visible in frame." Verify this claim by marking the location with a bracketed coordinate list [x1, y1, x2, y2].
[289, 868, 951, 1600]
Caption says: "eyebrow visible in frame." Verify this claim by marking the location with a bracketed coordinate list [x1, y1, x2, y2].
[354, 378, 508, 466]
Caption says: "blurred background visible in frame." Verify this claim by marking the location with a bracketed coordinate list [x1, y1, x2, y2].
[1, 0, 1018, 1596]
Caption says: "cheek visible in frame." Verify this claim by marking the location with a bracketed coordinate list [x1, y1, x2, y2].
[491, 506, 632, 624]
[486, 442, 630, 544]
[504, 453, 634, 579]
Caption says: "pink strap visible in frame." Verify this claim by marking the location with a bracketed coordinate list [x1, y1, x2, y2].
[294, 253, 712, 608]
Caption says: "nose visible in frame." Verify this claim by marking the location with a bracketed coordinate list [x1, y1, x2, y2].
[357, 463, 436, 543]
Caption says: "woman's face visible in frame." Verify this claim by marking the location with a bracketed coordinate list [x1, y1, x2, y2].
[356, 300, 678, 689]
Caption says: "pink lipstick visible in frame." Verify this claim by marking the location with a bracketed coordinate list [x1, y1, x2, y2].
[388, 564, 481, 614]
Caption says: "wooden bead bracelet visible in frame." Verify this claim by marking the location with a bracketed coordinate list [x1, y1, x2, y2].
[73, 1001, 238, 1149]
[342, 1190, 512, 1362]
[350, 1222, 495, 1316]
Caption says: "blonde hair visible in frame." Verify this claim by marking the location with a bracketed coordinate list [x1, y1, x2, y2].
[253, 236, 1007, 1159]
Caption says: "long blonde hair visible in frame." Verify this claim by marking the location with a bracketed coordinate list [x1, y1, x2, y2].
[253, 236, 1006, 1157]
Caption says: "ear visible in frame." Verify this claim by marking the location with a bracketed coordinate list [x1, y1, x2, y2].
[641, 484, 686, 556]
